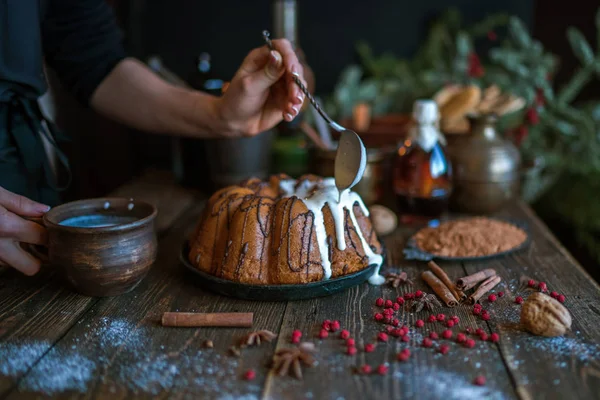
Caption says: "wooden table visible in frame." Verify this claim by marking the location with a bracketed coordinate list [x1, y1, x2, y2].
[1, 170, 599, 400]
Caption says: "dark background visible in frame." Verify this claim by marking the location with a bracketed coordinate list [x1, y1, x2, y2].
[49, 0, 600, 280]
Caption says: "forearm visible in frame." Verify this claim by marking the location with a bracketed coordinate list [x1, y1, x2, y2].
[90, 58, 232, 138]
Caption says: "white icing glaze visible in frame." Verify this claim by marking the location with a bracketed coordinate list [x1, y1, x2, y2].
[279, 177, 384, 285]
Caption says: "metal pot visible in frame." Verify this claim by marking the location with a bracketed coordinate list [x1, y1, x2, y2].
[446, 114, 521, 214]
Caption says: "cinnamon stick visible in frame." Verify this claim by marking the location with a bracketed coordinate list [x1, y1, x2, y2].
[466, 275, 502, 305]
[421, 271, 458, 307]
[456, 269, 497, 291]
[161, 312, 253, 328]
[427, 261, 467, 302]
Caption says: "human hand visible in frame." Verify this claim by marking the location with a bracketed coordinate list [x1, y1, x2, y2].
[216, 38, 306, 137]
[0, 187, 50, 275]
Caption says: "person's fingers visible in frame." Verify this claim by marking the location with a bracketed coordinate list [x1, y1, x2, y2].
[0, 240, 41, 276]
[0, 207, 48, 245]
[239, 50, 285, 95]
[0, 186, 50, 217]
[271, 39, 302, 78]
[221, 81, 230, 94]
[237, 47, 270, 76]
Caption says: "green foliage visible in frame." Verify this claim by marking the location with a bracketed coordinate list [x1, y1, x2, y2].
[325, 7, 600, 265]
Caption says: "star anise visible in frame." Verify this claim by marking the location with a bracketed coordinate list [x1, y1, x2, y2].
[240, 330, 278, 348]
[411, 293, 442, 312]
[385, 271, 414, 288]
[272, 342, 317, 379]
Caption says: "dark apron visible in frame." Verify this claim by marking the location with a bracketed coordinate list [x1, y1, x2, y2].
[0, 90, 71, 207]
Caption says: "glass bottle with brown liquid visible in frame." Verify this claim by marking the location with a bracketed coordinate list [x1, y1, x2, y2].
[392, 100, 452, 224]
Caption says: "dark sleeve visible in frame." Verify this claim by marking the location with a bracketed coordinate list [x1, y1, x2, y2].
[42, 0, 128, 106]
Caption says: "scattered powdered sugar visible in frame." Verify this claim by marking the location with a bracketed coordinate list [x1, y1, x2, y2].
[19, 351, 96, 394]
[522, 336, 600, 365]
[0, 341, 49, 377]
[414, 367, 509, 400]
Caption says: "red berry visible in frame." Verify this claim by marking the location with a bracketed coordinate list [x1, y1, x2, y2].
[550, 291, 558, 298]
[364, 343, 375, 353]
[538, 282, 547, 292]
[487, 31, 497, 41]
[482, 313, 491, 321]
[377, 364, 388, 375]
[383, 308, 394, 316]
[318, 329, 329, 339]
[376, 298, 384, 307]
[415, 290, 423, 298]
[291, 336, 300, 344]
[397, 351, 410, 362]
[391, 328, 403, 337]
[292, 329, 302, 338]
[404, 293, 414, 300]
[515, 125, 528, 145]
[415, 319, 425, 328]
[439, 344, 450, 355]
[527, 279, 536, 287]
[498, 292, 504, 298]
[401, 335, 410, 343]
[322, 321, 331, 331]
[456, 333, 467, 343]
[465, 339, 476, 348]
[347, 346, 357, 355]
[526, 107, 539, 125]
[451, 316, 460, 324]
[422, 338, 433, 348]
[490, 333, 500, 343]
[401, 348, 411, 357]
[558, 294, 566, 303]
[475, 328, 484, 336]
[340, 330, 350, 339]
[377, 332, 388, 342]
[473, 303, 482, 310]
[384, 316, 392, 324]
[474, 375, 486, 386]
[442, 329, 453, 339]
[331, 321, 340, 331]
[479, 332, 488, 341]
[396, 297, 405, 305]
[465, 328, 473, 334]
[393, 303, 400, 311]
[429, 332, 439, 340]
[515, 296, 524, 304]
[392, 318, 400, 327]
[374, 313, 384, 321]
[437, 314, 446, 321]
[360, 364, 372, 374]
[446, 320, 455, 328]
[386, 326, 395, 333]
[488, 294, 497, 302]
[385, 299, 393, 308]
[428, 315, 437, 323]
[244, 369, 256, 380]
[472, 308, 481, 316]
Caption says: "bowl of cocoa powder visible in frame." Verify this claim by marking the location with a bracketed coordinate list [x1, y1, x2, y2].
[403, 217, 530, 261]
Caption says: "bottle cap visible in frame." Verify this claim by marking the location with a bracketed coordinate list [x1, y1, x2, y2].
[412, 100, 439, 124]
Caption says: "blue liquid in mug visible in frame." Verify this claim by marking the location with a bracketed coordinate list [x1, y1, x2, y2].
[59, 214, 138, 228]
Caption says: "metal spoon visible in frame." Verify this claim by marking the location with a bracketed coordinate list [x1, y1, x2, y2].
[262, 30, 367, 201]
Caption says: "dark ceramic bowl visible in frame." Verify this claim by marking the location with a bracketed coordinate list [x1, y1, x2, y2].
[42, 197, 158, 297]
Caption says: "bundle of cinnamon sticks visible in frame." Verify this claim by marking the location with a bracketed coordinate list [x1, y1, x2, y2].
[421, 261, 501, 307]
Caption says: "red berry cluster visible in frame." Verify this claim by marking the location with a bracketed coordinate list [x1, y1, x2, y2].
[472, 304, 490, 321]
[523, 279, 566, 303]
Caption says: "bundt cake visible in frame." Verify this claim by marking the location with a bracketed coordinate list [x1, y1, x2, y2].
[188, 174, 385, 285]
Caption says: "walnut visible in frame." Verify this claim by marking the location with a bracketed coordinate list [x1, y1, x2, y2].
[520, 292, 572, 337]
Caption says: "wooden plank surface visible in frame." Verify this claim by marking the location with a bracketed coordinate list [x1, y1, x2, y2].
[263, 229, 518, 400]
[0, 170, 196, 398]
[1, 172, 600, 400]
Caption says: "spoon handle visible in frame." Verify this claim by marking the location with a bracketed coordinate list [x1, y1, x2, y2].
[262, 30, 345, 133]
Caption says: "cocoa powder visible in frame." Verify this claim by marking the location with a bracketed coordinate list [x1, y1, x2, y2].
[413, 217, 527, 258]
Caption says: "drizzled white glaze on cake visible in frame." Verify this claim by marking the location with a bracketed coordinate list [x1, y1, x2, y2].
[279, 177, 384, 285]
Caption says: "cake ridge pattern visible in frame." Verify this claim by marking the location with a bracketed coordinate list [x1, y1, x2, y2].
[189, 174, 385, 285]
